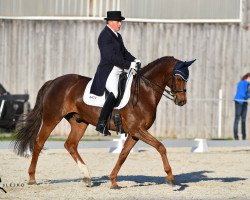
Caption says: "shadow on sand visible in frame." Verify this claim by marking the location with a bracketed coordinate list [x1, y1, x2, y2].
[41, 170, 246, 191]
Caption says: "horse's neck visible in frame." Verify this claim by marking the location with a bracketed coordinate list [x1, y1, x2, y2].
[143, 61, 172, 89]
[140, 60, 173, 106]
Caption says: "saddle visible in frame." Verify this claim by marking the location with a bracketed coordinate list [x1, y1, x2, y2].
[83, 69, 134, 109]
[83, 70, 135, 134]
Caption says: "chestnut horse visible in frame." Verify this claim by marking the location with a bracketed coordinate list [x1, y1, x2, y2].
[14, 56, 195, 189]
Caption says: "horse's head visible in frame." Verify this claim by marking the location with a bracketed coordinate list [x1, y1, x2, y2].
[168, 59, 196, 106]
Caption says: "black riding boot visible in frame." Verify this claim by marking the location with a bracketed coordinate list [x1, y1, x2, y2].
[96, 92, 117, 136]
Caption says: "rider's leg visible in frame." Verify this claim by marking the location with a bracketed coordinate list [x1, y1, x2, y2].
[96, 92, 117, 136]
[96, 66, 121, 136]
[105, 66, 121, 99]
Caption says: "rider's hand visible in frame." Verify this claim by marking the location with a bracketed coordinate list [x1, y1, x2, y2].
[130, 62, 138, 75]
[134, 59, 141, 64]
[130, 62, 137, 70]
[131, 61, 141, 70]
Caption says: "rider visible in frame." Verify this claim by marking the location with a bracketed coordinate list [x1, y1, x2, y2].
[90, 11, 140, 136]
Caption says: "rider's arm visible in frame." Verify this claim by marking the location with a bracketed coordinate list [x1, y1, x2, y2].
[98, 34, 133, 69]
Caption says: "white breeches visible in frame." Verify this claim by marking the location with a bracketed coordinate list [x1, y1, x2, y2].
[105, 66, 123, 98]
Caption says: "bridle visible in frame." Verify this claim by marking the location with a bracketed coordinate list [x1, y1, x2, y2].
[169, 74, 187, 93]
[132, 67, 187, 105]
[140, 73, 187, 101]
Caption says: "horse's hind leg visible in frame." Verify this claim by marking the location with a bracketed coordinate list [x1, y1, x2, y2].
[28, 120, 58, 185]
[64, 119, 92, 187]
[136, 128, 175, 186]
[109, 135, 138, 189]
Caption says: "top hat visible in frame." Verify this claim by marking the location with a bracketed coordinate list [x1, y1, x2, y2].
[104, 11, 125, 21]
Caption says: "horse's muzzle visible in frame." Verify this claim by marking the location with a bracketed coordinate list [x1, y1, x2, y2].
[174, 96, 186, 106]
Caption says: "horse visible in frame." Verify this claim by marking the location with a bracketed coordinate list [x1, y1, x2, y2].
[13, 56, 195, 189]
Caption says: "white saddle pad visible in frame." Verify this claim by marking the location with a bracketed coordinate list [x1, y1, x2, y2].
[83, 71, 134, 109]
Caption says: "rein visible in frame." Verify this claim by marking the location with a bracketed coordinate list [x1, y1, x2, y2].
[132, 69, 187, 106]
[140, 74, 175, 100]
[132, 70, 141, 106]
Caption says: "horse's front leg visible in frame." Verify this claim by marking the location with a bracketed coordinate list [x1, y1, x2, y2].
[109, 134, 138, 189]
[136, 128, 175, 186]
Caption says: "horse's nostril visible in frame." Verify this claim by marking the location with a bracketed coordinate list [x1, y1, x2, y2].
[178, 101, 186, 106]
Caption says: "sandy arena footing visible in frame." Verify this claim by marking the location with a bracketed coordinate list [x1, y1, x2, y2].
[0, 146, 250, 200]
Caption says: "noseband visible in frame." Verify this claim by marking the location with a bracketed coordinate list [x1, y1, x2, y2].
[166, 74, 187, 94]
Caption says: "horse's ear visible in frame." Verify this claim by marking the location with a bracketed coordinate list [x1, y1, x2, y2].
[184, 59, 196, 67]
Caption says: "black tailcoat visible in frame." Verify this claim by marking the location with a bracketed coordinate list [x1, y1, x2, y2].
[90, 26, 135, 96]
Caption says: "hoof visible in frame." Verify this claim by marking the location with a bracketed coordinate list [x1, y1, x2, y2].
[110, 185, 122, 189]
[166, 179, 176, 187]
[83, 178, 92, 187]
[27, 180, 37, 185]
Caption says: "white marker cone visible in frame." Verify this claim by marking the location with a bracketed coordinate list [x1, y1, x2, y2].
[191, 138, 209, 153]
[109, 134, 137, 153]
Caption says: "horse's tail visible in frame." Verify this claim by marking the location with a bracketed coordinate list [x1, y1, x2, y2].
[13, 80, 53, 157]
